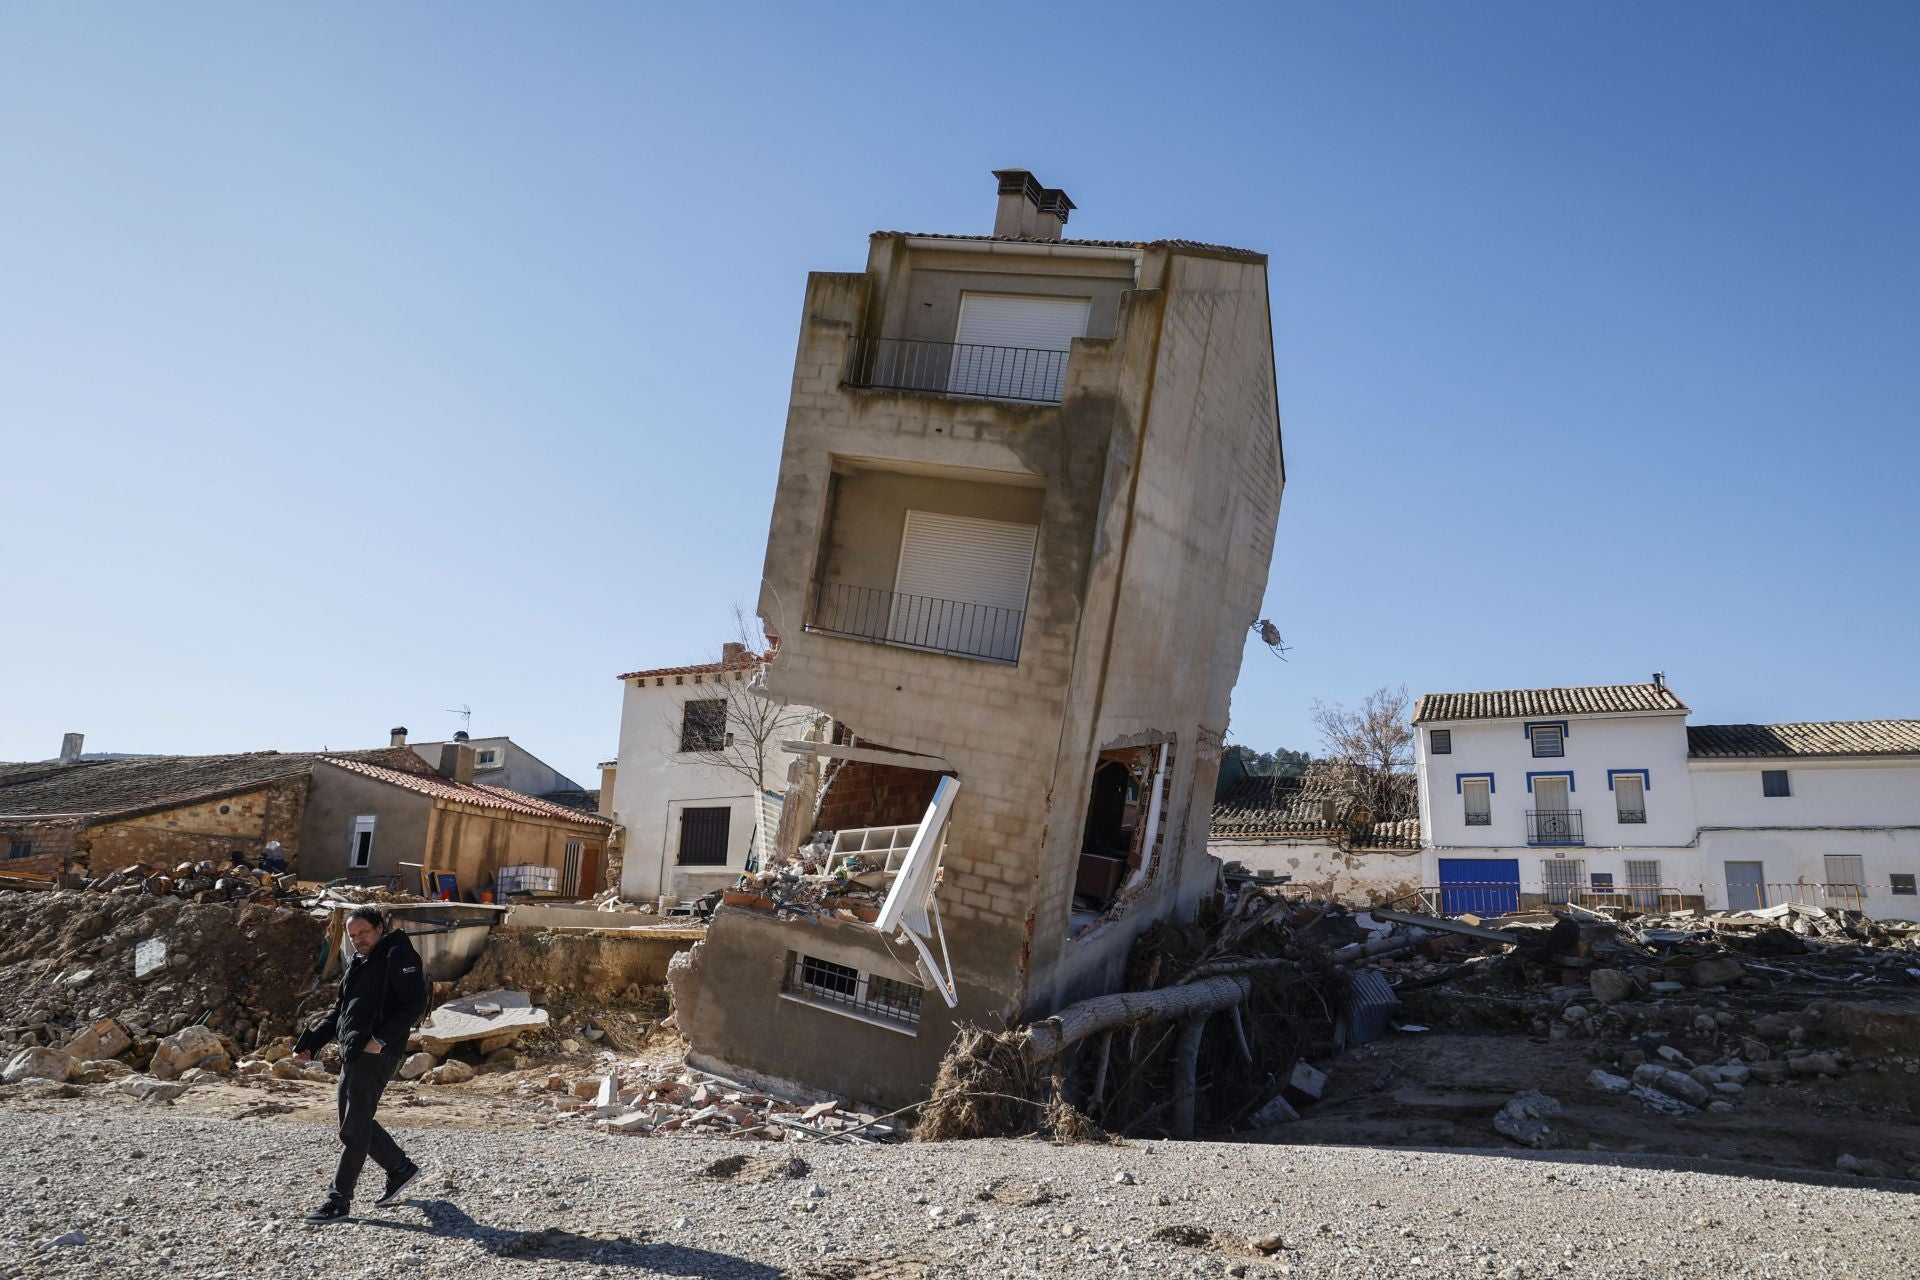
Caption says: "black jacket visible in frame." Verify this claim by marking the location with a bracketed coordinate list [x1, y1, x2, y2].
[296, 928, 429, 1060]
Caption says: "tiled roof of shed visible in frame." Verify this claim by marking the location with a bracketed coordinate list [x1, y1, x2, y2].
[1209, 767, 1420, 848]
[1211, 772, 1349, 838]
[876, 231, 1266, 263]
[0, 749, 417, 821]
[1415, 684, 1689, 723]
[320, 758, 613, 827]
[1687, 721, 1920, 759]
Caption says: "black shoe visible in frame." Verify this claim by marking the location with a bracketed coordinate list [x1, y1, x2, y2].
[373, 1161, 422, 1208]
[304, 1199, 350, 1222]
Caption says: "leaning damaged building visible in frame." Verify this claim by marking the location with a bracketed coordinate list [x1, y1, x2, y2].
[672, 170, 1285, 1107]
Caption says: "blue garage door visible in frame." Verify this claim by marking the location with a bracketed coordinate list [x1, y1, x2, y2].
[1438, 858, 1520, 916]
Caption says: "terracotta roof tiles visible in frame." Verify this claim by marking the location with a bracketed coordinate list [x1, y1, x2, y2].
[1415, 684, 1689, 723]
[319, 757, 613, 827]
[1687, 721, 1920, 759]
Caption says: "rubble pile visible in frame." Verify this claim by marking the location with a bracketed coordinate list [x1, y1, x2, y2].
[0, 889, 330, 1061]
[917, 885, 1920, 1147]
[84, 860, 299, 906]
[716, 835, 904, 924]
[526, 1060, 902, 1143]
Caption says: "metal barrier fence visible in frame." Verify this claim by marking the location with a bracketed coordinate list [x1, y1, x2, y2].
[1397, 881, 1867, 918]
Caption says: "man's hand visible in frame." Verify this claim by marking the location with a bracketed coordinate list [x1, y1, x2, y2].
[293, 1051, 311, 1065]
[368, 1039, 385, 1055]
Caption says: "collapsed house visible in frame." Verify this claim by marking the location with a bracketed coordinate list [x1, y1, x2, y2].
[670, 169, 1286, 1108]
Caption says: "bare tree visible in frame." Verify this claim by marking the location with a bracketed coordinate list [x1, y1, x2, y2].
[1310, 684, 1416, 824]
[661, 604, 818, 800]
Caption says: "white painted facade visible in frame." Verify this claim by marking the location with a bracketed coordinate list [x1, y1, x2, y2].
[1413, 691, 1920, 919]
[609, 665, 812, 904]
[1691, 756, 1920, 918]
[1211, 836, 1426, 904]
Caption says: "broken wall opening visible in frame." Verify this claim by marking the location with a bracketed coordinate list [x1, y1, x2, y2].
[1069, 741, 1172, 938]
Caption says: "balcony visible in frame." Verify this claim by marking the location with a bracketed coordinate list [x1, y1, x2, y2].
[1526, 809, 1584, 846]
[805, 581, 1025, 664]
[844, 336, 1069, 405]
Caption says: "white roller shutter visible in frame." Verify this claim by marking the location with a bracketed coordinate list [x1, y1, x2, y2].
[889, 510, 1038, 662]
[949, 293, 1090, 401]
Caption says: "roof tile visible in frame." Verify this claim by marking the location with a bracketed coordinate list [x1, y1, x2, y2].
[319, 757, 613, 827]
[1687, 721, 1920, 759]
[1415, 683, 1688, 723]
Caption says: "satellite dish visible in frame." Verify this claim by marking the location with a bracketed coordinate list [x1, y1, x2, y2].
[875, 775, 960, 1007]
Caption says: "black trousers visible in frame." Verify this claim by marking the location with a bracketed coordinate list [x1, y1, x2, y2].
[330, 1047, 407, 1203]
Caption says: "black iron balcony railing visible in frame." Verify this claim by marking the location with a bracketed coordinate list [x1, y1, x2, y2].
[843, 335, 1069, 404]
[806, 581, 1025, 664]
[1527, 809, 1584, 846]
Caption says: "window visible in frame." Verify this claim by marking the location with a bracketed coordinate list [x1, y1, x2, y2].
[349, 815, 376, 869]
[677, 806, 731, 866]
[1762, 770, 1790, 798]
[1626, 859, 1663, 910]
[1430, 730, 1452, 755]
[1542, 858, 1585, 905]
[1530, 725, 1564, 758]
[1462, 778, 1492, 826]
[679, 699, 727, 753]
[1614, 774, 1646, 824]
[1824, 854, 1864, 889]
[781, 951, 923, 1031]
[1892, 874, 1917, 897]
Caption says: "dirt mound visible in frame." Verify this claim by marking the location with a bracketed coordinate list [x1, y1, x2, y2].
[0, 889, 328, 1055]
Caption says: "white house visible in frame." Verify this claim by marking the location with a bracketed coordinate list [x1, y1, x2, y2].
[608, 644, 816, 904]
[1412, 679, 1920, 919]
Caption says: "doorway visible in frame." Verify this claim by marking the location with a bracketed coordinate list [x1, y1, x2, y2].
[1725, 860, 1766, 912]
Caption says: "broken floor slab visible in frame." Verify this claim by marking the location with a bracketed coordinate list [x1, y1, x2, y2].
[413, 988, 550, 1057]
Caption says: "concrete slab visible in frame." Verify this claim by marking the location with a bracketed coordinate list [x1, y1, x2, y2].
[414, 988, 549, 1055]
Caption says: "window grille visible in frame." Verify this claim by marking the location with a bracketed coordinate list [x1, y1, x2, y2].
[781, 951, 923, 1029]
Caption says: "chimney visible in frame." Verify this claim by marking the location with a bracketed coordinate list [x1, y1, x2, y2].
[58, 732, 84, 764]
[389, 726, 408, 748]
[437, 743, 476, 785]
[991, 169, 1074, 241]
[721, 641, 747, 665]
[597, 760, 618, 819]
[453, 730, 469, 742]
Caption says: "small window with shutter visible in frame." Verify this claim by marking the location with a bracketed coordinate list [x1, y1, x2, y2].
[1462, 778, 1492, 826]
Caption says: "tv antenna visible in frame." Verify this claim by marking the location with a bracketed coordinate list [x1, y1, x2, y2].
[445, 704, 473, 733]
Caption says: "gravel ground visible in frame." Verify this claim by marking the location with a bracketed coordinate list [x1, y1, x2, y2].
[4, 1098, 1917, 1280]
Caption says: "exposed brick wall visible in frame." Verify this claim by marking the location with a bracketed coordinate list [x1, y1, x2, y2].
[814, 759, 944, 833]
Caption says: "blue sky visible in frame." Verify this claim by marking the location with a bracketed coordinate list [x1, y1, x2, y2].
[2, 2, 1915, 784]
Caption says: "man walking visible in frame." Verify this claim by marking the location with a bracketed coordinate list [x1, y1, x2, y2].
[295, 905, 429, 1220]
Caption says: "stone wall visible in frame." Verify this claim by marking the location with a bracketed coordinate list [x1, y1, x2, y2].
[85, 779, 308, 875]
